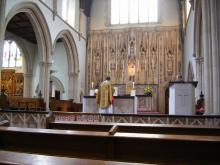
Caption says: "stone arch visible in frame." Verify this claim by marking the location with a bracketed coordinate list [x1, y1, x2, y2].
[53, 30, 79, 75]
[50, 75, 65, 93]
[53, 30, 79, 101]
[4, 2, 52, 62]
[4, 2, 52, 109]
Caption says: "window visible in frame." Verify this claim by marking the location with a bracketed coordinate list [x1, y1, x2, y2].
[186, 0, 191, 19]
[111, 0, 158, 25]
[2, 40, 22, 68]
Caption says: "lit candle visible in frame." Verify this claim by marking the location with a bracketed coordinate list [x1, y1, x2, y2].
[91, 82, 94, 89]
[132, 82, 135, 89]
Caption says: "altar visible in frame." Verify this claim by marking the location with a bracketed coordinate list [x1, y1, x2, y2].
[83, 96, 137, 114]
[84, 84, 158, 114]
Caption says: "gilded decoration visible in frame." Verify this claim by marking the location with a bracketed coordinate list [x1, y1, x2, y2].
[87, 27, 182, 112]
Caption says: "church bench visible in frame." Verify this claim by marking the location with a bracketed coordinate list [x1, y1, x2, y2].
[8, 96, 45, 110]
[0, 127, 220, 164]
[0, 150, 145, 165]
[47, 121, 220, 136]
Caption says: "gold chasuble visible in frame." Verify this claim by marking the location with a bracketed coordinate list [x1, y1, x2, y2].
[96, 80, 114, 109]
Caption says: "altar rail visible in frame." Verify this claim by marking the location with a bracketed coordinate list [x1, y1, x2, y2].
[53, 112, 220, 127]
[0, 110, 220, 128]
[0, 110, 48, 128]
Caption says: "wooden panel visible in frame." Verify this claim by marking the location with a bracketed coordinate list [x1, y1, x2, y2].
[8, 96, 45, 110]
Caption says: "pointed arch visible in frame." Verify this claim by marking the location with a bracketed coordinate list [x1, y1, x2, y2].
[4, 2, 52, 63]
[53, 30, 79, 75]
[4, 2, 53, 109]
[53, 30, 79, 100]
[50, 75, 65, 93]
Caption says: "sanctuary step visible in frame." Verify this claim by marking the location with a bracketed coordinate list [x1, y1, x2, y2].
[0, 127, 220, 164]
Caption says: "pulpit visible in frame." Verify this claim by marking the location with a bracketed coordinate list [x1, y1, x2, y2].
[169, 81, 198, 115]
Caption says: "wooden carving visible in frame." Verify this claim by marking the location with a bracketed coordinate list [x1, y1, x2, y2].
[87, 27, 182, 112]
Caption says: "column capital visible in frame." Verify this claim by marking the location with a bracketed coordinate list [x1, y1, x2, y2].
[39, 61, 53, 67]
[23, 73, 33, 77]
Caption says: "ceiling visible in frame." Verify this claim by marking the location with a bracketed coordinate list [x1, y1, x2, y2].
[5, 1, 93, 44]
[6, 12, 37, 44]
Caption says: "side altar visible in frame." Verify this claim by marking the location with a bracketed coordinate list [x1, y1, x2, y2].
[83, 84, 158, 114]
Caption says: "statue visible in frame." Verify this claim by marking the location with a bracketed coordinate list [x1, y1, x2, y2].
[195, 92, 205, 115]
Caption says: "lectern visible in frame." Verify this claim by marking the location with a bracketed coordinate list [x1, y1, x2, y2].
[169, 81, 198, 115]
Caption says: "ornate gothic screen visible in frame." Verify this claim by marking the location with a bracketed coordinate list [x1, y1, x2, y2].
[2, 40, 22, 68]
[111, 0, 158, 25]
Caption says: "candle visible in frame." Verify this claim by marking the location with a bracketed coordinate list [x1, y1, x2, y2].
[92, 82, 94, 89]
[132, 82, 135, 89]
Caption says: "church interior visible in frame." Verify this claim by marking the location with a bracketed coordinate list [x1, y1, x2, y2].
[0, 0, 220, 164]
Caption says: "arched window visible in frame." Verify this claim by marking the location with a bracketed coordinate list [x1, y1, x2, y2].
[111, 0, 158, 25]
[2, 40, 22, 68]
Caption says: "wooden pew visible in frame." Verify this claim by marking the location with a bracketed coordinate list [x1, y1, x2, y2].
[0, 127, 220, 164]
[47, 121, 220, 136]
[8, 96, 45, 110]
[49, 98, 74, 111]
[0, 150, 144, 165]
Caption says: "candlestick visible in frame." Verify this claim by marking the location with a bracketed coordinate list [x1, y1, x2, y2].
[92, 82, 94, 89]
[132, 81, 135, 89]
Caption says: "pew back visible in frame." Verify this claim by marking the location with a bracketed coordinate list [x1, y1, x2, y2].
[0, 127, 220, 164]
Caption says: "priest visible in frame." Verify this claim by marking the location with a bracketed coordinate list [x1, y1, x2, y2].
[96, 76, 114, 113]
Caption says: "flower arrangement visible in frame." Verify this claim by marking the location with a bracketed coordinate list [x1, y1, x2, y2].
[145, 85, 153, 96]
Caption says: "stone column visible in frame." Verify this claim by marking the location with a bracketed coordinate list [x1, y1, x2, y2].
[195, 57, 204, 98]
[69, 72, 78, 102]
[210, 0, 220, 114]
[23, 73, 33, 97]
[202, 0, 220, 114]
[0, 0, 6, 88]
[202, 0, 213, 114]
[39, 61, 52, 111]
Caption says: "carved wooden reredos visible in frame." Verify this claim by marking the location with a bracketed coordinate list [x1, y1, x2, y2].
[87, 26, 182, 112]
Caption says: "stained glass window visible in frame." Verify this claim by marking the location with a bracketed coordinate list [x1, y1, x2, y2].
[2, 40, 22, 68]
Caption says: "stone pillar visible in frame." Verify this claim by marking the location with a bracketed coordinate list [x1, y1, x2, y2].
[202, 0, 213, 114]
[39, 61, 52, 111]
[210, 0, 220, 114]
[69, 72, 78, 102]
[79, 9, 84, 36]
[0, 0, 6, 88]
[202, 0, 220, 114]
[195, 57, 204, 98]
[23, 73, 33, 97]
